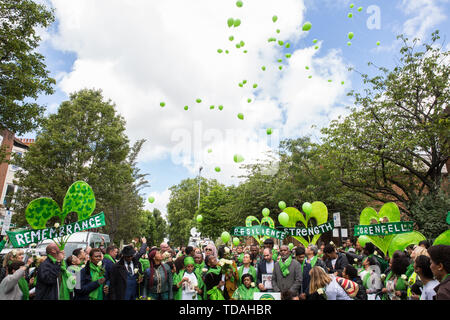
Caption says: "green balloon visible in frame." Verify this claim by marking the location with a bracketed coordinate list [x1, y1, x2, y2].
[243, 50, 248, 53]
[184, 106, 189, 110]
[285, 42, 290, 48]
[278, 211, 289, 225]
[239, 83, 243, 87]
[266, 128, 272, 135]
[272, 15, 278, 23]
[314, 45, 319, 50]
[240, 41, 245, 47]
[236, 1, 243, 8]
[210, 105, 215, 109]
[358, 6, 363, 12]
[160, 102, 165, 107]
[227, 18, 234, 28]
[148, 196, 155, 203]
[262, 208, 270, 217]
[218, 105, 224, 110]
[229, 35, 234, 41]
[221, 231, 231, 243]
[234, 19, 241, 27]
[433, 230, 450, 246]
[278, 40, 284, 46]
[302, 21, 312, 31]
[388, 231, 426, 257]
[288, 243, 294, 250]
[347, 41, 352, 46]
[305, 66, 309, 70]
[276, 29, 280, 34]
[328, 79, 332, 82]
[217, 49, 223, 53]
[302, 202, 312, 215]
[237, 113, 244, 120]
[277, 59, 282, 63]
[233, 154, 244, 163]
[268, 37, 276, 42]
[196, 98, 202, 103]
[243, 80, 247, 84]
[215, 167, 221, 172]
[233, 237, 240, 246]
[196, 215, 203, 222]
[279, 66, 283, 70]
[285, 53, 291, 58]
[236, 44, 241, 49]
[376, 41, 381, 46]
[348, 32, 354, 40]
[313, 39, 318, 44]
[253, 84, 258, 89]
[348, 13, 353, 18]
[225, 50, 229, 54]
[341, 81, 345, 85]
[278, 201, 287, 210]
[308, 75, 312, 79]
[208, 149, 212, 153]
[262, 66, 266, 71]
[247, 98, 252, 103]
[350, 3, 354, 8]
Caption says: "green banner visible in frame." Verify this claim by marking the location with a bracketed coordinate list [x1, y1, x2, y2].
[277, 220, 334, 237]
[354, 221, 414, 236]
[6, 212, 106, 248]
[231, 225, 288, 240]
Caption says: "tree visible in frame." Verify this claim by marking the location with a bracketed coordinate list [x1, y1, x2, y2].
[320, 31, 449, 216]
[139, 208, 167, 246]
[12, 89, 147, 242]
[0, 0, 56, 135]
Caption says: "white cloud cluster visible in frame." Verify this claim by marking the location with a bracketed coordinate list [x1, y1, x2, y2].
[43, 0, 350, 187]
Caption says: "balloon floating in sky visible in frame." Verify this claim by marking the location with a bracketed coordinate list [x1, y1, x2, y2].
[358, 7, 363, 12]
[278, 201, 287, 210]
[210, 105, 215, 109]
[276, 29, 280, 34]
[215, 167, 221, 172]
[305, 66, 309, 70]
[347, 41, 352, 46]
[328, 79, 332, 82]
[196, 215, 203, 222]
[196, 98, 202, 103]
[302, 202, 312, 215]
[227, 18, 234, 27]
[285, 53, 291, 58]
[243, 50, 248, 53]
[225, 50, 229, 54]
[238, 113, 244, 120]
[285, 42, 290, 48]
[208, 149, 212, 153]
[350, 3, 354, 8]
[217, 49, 223, 53]
[236, 44, 241, 49]
[278, 40, 284, 46]
[348, 13, 353, 18]
[272, 15, 278, 23]
[240, 41, 245, 47]
[262, 66, 266, 71]
[308, 75, 312, 79]
[234, 154, 245, 163]
[236, 1, 243, 8]
[247, 98, 252, 103]
[148, 196, 155, 203]
[218, 105, 224, 110]
[376, 41, 381, 46]
[253, 84, 258, 88]
[268, 37, 276, 42]
[234, 19, 241, 27]
[229, 36, 234, 41]
[341, 81, 345, 85]
[314, 45, 319, 50]
[313, 39, 318, 44]
[348, 32, 354, 40]
[243, 80, 247, 84]
[279, 66, 283, 70]
[266, 128, 272, 135]
[160, 102, 165, 107]
[262, 208, 270, 217]
[184, 106, 189, 110]
[302, 21, 312, 31]
[277, 59, 282, 63]
[239, 83, 243, 87]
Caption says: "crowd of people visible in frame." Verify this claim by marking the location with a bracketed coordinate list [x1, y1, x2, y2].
[0, 234, 449, 300]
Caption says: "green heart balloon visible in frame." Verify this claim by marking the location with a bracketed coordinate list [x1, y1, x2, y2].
[237, 113, 244, 120]
[148, 196, 155, 203]
[278, 211, 289, 226]
[246, 215, 275, 244]
[279, 202, 329, 247]
[387, 231, 426, 257]
[433, 230, 450, 246]
[357, 235, 372, 248]
[359, 202, 401, 256]
[218, 105, 224, 110]
[184, 106, 189, 110]
[272, 15, 278, 23]
[288, 243, 294, 250]
[262, 66, 266, 71]
[348, 13, 353, 18]
[348, 32, 354, 40]
[160, 102, 165, 107]
[215, 167, 221, 172]
[266, 128, 272, 135]
[229, 36, 234, 41]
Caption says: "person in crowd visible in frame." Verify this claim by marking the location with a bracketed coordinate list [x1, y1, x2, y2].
[308, 266, 352, 300]
[174, 256, 204, 300]
[72, 248, 87, 266]
[250, 245, 261, 266]
[204, 243, 218, 259]
[406, 245, 429, 298]
[232, 273, 260, 300]
[74, 248, 108, 300]
[281, 289, 300, 300]
[185, 246, 195, 258]
[203, 254, 225, 300]
[345, 239, 355, 252]
[359, 256, 382, 300]
[0, 258, 33, 300]
[427, 245, 450, 300]
[160, 242, 170, 254]
[418, 240, 430, 249]
[194, 252, 205, 278]
[381, 250, 409, 300]
[263, 238, 278, 262]
[323, 244, 349, 276]
[102, 245, 118, 277]
[355, 239, 364, 255]
[217, 246, 239, 299]
[108, 241, 146, 300]
[65, 255, 82, 300]
[342, 265, 367, 300]
[144, 248, 173, 300]
[272, 245, 302, 294]
[318, 243, 325, 259]
[257, 248, 275, 292]
[1, 248, 34, 300]
[237, 253, 257, 286]
[411, 255, 439, 300]
[363, 242, 388, 273]
[294, 246, 308, 296]
[35, 243, 65, 300]
[235, 245, 244, 266]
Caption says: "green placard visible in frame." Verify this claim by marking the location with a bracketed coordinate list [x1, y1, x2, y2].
[354, 221, 414, 236]
[277, 220, 334, 237]
[231, 225, 287, 240]
[6, 212, 106, 248]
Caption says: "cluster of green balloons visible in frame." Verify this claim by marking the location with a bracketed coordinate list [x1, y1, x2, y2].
[227, 18, 241, 28]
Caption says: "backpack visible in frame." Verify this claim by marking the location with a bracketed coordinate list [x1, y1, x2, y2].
[335, 276, 359, 298]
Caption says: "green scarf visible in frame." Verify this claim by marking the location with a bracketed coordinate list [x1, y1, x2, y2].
[104, 254, 116, 264]
[206, 266, 221, 276]
[362, 271, 371, 289]
[47, 254, 70, 300]
[237, 253, 244, 264]
[175, 270, 204, 300]
[302, 255, 318, 272]
[272, 248, 278, 262]
[405, 263, 415, 278]
[88, 263, 104, 300]
[233, 284, 259, 300]
[140, 258, 150, 272]
[18, 277, 29, 300]
[279, 255, 292, 277]
[238, 265, 257, 285]
[206, 286, 225, 300]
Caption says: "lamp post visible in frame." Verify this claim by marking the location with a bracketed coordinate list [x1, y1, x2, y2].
[197, 166, 203, 210]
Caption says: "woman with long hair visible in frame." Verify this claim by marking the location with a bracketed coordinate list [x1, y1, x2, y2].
[381, 250, 409, 300]
[144, 248, 173, 300]
[308, 266, 352, 300]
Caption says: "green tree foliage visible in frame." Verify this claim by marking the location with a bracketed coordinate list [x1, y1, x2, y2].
[0, 0, 56, 135]
[12, 89, 148, 242]
[320, 31, 449, 214]
[138, 208, 168, 246]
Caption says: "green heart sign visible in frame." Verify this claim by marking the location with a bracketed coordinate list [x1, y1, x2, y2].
[245, 215, 275, 245]
[25, 181, 96, 229]
[280, 201, 329, 247]
[358, 202, 401, 256]
[387, 231, 426, 257]
[433, 230, 450, 246]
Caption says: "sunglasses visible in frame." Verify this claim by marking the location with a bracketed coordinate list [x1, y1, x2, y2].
[205, 248, 212, 251]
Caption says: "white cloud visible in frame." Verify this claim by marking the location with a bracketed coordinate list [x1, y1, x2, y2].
[44, 0, 350, 186]
[400, 0, 448, 41]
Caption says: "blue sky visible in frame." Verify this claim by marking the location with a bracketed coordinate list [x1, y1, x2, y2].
[23, 0, 449, 217]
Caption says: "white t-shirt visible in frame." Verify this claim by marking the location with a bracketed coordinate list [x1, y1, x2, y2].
[420, 280, 439, 300]
[181, 272, 198, 300]
[331, 258, 337, 269]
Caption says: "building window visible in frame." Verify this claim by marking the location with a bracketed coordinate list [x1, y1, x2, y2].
[4, 184, 15, 209]
[10, 152, 23, 171]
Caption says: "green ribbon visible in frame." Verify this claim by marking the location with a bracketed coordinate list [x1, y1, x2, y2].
[238, 265, 257, 284]
[88, 263, 104, 300]
[59, 260, 71, 300]
[279, 255, 292, 277]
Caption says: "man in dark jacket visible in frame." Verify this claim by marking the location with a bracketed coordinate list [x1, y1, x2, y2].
[35, 243, 64, 300]
[323, 244, 349, 276]
[428, 245, 450, 300]
[108, 237, 147, 300]
[257, 248, 275, 292]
